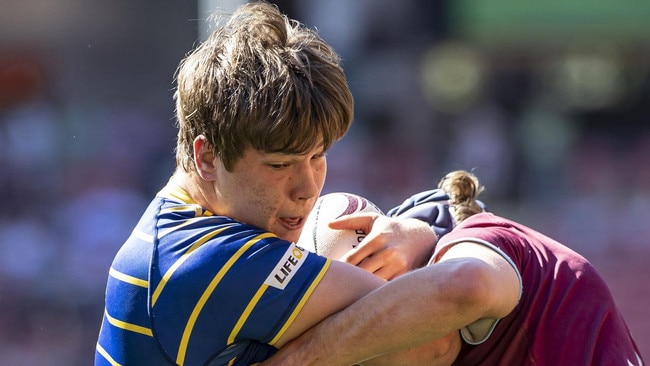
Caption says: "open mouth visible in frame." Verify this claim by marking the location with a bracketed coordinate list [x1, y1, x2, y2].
[280, 217, 303, 229]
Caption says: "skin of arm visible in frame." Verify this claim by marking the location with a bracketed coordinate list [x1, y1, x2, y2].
[359, 331, 461, 366]
[271, 214, 441, 348]
[272, 260, 385, 348]
[261, 229, 521, 365]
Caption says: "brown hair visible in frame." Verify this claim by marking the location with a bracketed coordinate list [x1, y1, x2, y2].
[173, 1, 354, 171]
[438, 170, 485, 223]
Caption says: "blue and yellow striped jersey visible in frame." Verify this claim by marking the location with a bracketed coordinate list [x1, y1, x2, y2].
[95, 183, 330, 366]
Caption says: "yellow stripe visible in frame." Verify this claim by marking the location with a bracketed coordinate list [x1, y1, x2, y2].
[269, 259, 332, 346]
[227, 284, 269, 344]
[109, 268, 148, 288]
[161, 204, 195, 212]
[159, 204, 209, 217]
[158, 183, 215, 216]
[105, 310, 153, 337]
[96, 343, 122, 366]
[176, 232, 276, 365]
[156, 216, 224, 240]
[159, 183, 195, 204]
[151, 226, 233, 306]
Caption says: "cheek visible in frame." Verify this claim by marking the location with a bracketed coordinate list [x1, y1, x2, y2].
[316, 159, 327, 185]
[248, 185, 280, 215]
[316, 172, 326, 190]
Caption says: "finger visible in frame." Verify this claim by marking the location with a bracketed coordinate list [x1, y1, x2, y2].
[340, 230, 387, 266]
[353, 251, 404, 281]
[354, 254, 383, 274]
[372, 265, 402, 281]
[328, 212, 380, 232]
[341, 251, 390, 278]
[366, 248, 408, 280]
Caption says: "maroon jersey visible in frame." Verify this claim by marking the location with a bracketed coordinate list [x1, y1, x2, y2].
[433, 213, 644, 365]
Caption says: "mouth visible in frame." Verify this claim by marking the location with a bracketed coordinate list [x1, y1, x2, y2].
[279, 217, 304, 231]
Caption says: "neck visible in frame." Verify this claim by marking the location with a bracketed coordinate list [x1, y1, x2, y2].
[171, 168, 218, 213]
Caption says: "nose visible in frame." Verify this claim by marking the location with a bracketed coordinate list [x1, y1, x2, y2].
[293, 159, 325, 201]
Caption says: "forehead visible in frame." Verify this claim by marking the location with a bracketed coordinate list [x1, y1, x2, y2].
[245, 140, 326, 158]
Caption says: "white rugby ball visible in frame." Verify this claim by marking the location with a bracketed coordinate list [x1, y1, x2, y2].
[297, 192, 384, 260]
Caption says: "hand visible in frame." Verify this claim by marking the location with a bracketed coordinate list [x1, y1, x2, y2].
[329, 213, 437, 280]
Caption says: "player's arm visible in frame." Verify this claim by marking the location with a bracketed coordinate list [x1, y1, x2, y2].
[271, 259, 385, 348]
[262, 237, 520, 365]
[262, 261, 476, 366]
[359, 331, 461, 366]
[433, 240, 521, 342]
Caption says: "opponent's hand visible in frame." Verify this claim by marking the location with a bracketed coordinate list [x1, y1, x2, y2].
[329, 213, 437, 280]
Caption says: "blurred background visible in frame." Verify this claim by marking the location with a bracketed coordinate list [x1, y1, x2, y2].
[1, 0, 648, 364]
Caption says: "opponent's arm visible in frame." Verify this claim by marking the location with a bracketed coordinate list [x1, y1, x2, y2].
[262, 237, 520, 365]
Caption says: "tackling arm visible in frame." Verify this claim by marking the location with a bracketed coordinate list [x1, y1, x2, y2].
[261, 240, 520, 366]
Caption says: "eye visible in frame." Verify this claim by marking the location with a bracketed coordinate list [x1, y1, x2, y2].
[312, 152, 327, 160]
[268, 162, 290, 169]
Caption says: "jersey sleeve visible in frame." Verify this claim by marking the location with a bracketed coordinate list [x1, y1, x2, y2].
[148, 222, 329, 365]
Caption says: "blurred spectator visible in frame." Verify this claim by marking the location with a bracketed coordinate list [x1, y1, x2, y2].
[0, 1, 648, 363]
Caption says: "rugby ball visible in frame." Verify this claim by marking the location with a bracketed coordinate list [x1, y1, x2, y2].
[297, 192, 384, 260]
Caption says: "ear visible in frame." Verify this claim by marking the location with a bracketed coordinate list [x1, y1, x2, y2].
[193, 135, 218, 181]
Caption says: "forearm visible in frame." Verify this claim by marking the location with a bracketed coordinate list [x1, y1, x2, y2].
[263, 261, 482, 365]
[360, 331, 461, 366]
[316, 267, 468, 364]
